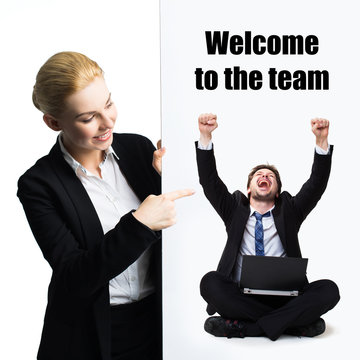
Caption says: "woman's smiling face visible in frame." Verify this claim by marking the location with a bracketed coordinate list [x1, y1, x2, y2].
[56, 76, 117, 158]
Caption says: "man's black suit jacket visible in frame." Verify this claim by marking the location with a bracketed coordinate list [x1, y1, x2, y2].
[17, 133, 161, 360]
[195, 142, 333, 314]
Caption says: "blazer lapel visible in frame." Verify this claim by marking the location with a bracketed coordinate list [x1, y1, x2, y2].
[48, 140, 104, 250]
[111, 140, 150, 202]
[272, 202, 287, 252]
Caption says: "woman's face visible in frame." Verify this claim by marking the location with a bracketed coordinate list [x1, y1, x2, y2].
[57, 76, 117, 158]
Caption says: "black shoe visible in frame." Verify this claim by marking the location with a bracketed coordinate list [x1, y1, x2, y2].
[204, 316, 246, 338]
[284, 318, 326, 337]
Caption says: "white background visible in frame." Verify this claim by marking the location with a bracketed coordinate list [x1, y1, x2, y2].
[0, 1, 160, 358]
[161, 0, 360, 359]
[2, 1, 359, 359]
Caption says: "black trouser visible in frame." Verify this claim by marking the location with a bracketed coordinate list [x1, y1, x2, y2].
[110, 294, 160, 360]
[200, 271, 340, 340]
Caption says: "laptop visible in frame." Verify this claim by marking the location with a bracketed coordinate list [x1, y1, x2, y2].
[239, 255, 308, 296]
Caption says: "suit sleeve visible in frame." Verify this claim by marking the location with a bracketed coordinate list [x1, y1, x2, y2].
[292, 145, 333, 223]
[195, 141, 237, 224]
[17, 138, 160, 299]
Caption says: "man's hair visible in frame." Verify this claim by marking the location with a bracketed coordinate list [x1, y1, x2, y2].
[247, 164, 282, 196]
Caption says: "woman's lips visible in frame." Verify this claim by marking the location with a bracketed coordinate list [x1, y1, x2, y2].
[93, 130, 112, 141]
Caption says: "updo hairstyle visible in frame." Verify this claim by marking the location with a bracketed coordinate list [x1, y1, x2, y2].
[32, 51, 103, 117]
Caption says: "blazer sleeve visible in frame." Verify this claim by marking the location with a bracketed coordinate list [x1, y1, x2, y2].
[292, 145, 333, 223]
[195, 141, 238, 224]
[17, 138, 160, 299]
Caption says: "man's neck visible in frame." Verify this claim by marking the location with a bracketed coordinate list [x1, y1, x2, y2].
[249, 198, 275, 215]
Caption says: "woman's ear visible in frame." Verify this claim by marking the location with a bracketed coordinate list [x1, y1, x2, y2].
[43, 114, 62, 131]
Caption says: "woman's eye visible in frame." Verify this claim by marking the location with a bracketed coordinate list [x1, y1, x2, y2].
[106, 102, 113, 109]
[81, 116, 94, 123]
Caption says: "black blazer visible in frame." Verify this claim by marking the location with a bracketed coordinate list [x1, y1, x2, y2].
[195, 143, 333, 313]
[17, 133, 161, 360]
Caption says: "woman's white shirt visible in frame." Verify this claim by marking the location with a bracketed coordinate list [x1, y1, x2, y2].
[59, 135, 154, 305]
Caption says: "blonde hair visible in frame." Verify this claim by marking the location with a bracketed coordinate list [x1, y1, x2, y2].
[32, 51, 103, 117]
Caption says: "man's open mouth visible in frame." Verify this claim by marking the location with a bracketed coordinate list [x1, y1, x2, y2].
[257, 178, 271, 188]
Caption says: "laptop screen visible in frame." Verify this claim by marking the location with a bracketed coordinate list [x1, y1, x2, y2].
[240, 255, 308, 291]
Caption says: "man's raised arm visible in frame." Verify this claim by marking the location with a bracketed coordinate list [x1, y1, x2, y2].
[293, 118, 333, 221]
[196, 113, 239, 224]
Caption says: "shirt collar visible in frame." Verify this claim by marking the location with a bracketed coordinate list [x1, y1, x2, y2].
[58, 133, 119, 176]
[249, 205, 275, 217]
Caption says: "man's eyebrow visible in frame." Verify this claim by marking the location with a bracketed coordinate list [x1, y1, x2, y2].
[255, 170, 274, 175]
[74, 93, 111, 119]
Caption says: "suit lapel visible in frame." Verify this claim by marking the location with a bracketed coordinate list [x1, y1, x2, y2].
[220, 199, 250, 276]
[48, 140, 104, 250]
[111, 139, 150, 202]
[272, 202, 288, 252]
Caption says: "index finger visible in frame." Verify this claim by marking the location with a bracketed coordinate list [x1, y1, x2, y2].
[164, 189, 195, 201]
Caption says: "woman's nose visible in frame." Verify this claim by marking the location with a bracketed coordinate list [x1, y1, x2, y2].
[99, 113, 114, 129]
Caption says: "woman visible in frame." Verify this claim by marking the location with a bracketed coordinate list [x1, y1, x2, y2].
[17, 52, 191, 360]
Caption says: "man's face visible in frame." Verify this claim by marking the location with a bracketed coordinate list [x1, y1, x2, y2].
[247, 168, 279, 201]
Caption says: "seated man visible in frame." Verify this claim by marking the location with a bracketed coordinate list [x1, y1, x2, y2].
[195, 114, 340, 341]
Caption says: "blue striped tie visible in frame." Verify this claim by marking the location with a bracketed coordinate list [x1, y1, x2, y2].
[254, 211, 271, 256]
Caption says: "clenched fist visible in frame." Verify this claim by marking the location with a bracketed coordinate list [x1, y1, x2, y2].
[311, 118, 329, 151]
[198, 113, 218, 147]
